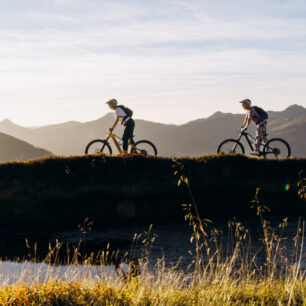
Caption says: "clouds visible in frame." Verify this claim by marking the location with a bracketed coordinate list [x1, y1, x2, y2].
[0, 0, 305, 125]
[2, 0, 306, 58]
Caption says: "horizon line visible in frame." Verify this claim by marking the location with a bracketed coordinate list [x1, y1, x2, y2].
[0, 103, 304, 128]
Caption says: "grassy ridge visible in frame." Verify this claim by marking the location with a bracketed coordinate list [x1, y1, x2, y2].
[0, 154, 304, 231]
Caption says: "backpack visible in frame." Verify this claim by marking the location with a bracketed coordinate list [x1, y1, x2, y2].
[252, 106, 268, 121]
[117, 105, 133, 122]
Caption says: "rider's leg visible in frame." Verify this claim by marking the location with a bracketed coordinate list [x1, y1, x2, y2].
[128, 119, 136, 147]
[122, 119, 135, 153]
[262, 121, 268, 145]
[255, 120, 267, 151]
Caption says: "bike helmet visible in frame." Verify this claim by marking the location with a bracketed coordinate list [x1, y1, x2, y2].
[239, 99, 251, 106]
[106, 99, 118, 107]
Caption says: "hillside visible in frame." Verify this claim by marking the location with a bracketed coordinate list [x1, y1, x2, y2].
[0, 104, 305, 157]
[0, 154, 304, 231]
[0, 132, 52, 162]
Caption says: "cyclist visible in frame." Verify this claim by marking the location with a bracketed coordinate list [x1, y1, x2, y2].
[106, 99, 136, 154]
[240, 99, 268, 155]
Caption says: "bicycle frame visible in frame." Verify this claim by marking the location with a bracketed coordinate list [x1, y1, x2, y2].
[235, 131, 265, 154]
[218, 129, 290, 158]
[103, 132, 139, 154]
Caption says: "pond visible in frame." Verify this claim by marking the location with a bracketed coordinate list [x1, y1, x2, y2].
[0, 215, 305, 284]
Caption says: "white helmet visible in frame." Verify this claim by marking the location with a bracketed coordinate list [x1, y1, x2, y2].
[106, 99, 118, 107]
[239, 99, 251, 106]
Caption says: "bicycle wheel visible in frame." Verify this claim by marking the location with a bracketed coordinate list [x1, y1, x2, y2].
[263, 138, 291, 159]
[217, 139, 245, 154]
[130, 140, 158, 156]
[85, 140, 112, 155]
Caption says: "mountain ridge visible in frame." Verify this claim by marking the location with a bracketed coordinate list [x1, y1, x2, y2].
[0, 104, 305, 157]
[1, 104, 305, 130]
[0, 132, 52, 162]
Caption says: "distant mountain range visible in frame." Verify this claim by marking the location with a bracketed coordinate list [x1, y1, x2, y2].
[0, 104, 305, 159]
[0, 132, 52, 162]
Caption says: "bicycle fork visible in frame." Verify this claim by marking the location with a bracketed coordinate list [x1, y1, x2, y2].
[232, 134, 242, 152]
[100, 136, 109, 152]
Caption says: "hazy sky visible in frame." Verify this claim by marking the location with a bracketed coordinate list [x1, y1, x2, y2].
[0, 0, 306, 126]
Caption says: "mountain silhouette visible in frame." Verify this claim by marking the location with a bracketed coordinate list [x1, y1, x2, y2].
[0, 104, 305, 157]
[0, 132, 52, 162]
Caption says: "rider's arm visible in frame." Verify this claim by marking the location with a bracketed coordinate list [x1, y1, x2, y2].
[242, 115, 252, 129]
[242, 116, 248, 128]
[110, 117, 120, 131]
[245, 116, 252, 128]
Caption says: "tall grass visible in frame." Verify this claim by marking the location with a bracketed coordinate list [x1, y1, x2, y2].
[0, 218, 304, 304]
[0, 162, 305, 305]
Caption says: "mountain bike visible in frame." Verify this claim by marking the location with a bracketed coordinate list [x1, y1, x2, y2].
[85, 132, 158, 156]
[217, 129, 291, 159]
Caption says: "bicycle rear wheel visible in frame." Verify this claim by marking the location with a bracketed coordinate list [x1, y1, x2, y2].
[130, 140, 158, 156]
[263, 138, 291, 159]
[217, 139, 245, 154]
[85, 140, 112, 155]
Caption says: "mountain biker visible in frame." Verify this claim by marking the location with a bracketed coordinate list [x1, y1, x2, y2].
[106, 99, 136, 154]
[240, 99, 268, 155]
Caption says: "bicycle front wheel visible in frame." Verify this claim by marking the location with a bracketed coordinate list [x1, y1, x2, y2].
[85, 140, 112, 155]
[263, 138, 291, 159]
[130, 140, 158, 156]
[217, 139, 245, 154]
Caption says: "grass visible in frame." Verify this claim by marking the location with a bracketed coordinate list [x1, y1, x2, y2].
[0, 217, 305, 305]
[0, 279, 305, 305]
[0, 160, 305, 305]
[0, 153, 305, 231]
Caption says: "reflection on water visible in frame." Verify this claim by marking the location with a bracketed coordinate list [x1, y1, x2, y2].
[0, 216, 305, 275]
[53, 217, 305, 269]
[0, 261, 129, 287]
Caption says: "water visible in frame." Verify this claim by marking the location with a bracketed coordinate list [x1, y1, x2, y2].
[0, 261, 133, 286]
[0, 216, 305, 283]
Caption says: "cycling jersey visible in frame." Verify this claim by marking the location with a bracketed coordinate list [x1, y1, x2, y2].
[116, 107, 130, 125]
